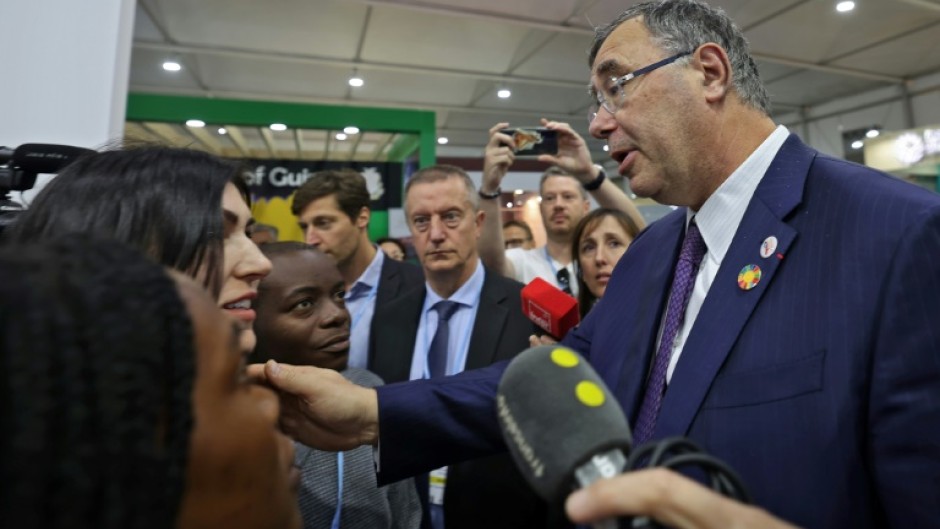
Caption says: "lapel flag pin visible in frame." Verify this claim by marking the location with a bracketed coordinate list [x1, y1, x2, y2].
[738, 264, 762, 290]
[760, 236, 778, 259]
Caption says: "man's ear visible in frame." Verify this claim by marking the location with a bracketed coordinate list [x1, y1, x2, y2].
[356, 206, 371, 230]
[695, 43, 732, 103]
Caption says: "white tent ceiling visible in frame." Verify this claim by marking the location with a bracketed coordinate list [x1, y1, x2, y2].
[127, 0, 940, 161]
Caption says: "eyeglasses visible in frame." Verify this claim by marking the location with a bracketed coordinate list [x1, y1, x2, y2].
[556, 268, 572, 295]
[589, 50, 694, 123]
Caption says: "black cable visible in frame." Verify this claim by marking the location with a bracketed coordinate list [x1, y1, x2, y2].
[619, 437, 753, 529]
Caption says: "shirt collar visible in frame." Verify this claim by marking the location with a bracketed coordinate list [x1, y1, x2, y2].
[424, 258, 485, 310]
[689, 125, 790, 262]
[346, 246, 384, 299]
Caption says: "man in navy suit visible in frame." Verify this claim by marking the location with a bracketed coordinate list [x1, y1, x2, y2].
[253, 1, 940, 527]
[369, 165, 553, 529]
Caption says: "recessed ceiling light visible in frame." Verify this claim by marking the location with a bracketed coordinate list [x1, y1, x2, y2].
[437, 137, 449, 145]
[269, 123, 287, 131]
[866, 128, 880, 138]
[836, 1, 855, 13]
[162, 60, 181, 72]
[349, 76, 364, 87]
[218, 127, 228, 135]
[497, 89, 511, 99]
[185, 119, 205, 128]
[343, 126, 360, 135]
[335, 133, 348, 141]
[851, 140, 864, 149]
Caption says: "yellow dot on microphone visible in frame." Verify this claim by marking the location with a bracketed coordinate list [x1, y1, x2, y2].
[550, 348, 579, 368]
[575, 381, 605, 407]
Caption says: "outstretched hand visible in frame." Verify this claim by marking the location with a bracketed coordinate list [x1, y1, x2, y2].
[566, 469, 800, 529]
[247, 360, 379, 451]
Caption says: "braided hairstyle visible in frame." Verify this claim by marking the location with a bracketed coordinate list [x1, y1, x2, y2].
[0, 237, 195, 529]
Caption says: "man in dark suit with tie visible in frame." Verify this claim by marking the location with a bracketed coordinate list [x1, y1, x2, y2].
[252, 1, 940, 527]
[293, 169, 424, 372]
[368, 164, 555, 529]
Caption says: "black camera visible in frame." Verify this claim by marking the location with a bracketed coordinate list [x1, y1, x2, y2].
[0, 143, 93, 235]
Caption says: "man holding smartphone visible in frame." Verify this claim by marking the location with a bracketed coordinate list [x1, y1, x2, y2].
[478, 119, 645, 295]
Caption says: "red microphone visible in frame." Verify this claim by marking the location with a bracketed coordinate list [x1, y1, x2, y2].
[520, 277, 580, 339]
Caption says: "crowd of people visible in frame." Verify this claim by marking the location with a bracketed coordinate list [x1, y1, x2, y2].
[3, 1, 939, 529]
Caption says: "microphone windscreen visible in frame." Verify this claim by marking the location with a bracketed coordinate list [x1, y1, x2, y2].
[12, 144, 92, 174]
[520, 277, 579, 339]
[496, 345, 632, 503]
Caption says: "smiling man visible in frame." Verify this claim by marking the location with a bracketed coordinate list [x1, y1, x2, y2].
[252, 242, 421, 529]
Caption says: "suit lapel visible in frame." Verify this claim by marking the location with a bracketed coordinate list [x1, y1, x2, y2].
[465, 271, 508, 371]
[372, 287, 425, 383]
[655, 134, 813, 438]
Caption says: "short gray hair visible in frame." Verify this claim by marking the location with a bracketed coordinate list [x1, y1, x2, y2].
[404, 164, 479, 211]
[588, 0, 771, 115]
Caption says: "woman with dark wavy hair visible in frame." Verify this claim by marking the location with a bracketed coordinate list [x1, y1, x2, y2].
[0, 237, 300, 529]
[5, 144, 271, 351]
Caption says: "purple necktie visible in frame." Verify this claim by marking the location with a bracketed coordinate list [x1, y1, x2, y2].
[427, 300, 460, 378]
[633, 219, 707, 445]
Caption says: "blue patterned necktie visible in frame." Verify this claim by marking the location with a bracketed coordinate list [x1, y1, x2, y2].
[633, 219, 707, 445]
[427, 300, 460, 378]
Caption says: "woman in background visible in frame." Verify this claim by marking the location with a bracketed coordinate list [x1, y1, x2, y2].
[0, 237, 299, 529]
[571, 208, 641, 318]
[5, 145, 272, 351]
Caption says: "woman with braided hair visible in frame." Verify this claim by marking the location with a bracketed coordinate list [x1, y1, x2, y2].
[4, 144, 272, 352]
[0, 237, 300, 529]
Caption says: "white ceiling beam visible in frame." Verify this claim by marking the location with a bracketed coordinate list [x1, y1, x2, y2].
[259, 128, 278, 158]
[224, 126, 250, 157]
[186, 126, 223, 154]
[293, 129, 305, 159]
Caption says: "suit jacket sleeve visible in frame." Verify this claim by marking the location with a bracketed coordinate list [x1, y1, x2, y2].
[868, 204, 940, 526]
[375, 357, 510, 485]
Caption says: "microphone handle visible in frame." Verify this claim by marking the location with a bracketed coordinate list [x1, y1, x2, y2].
[573, 448, 627, 529]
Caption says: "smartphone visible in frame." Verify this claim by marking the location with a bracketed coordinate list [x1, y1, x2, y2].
[500, 127, 558, 155]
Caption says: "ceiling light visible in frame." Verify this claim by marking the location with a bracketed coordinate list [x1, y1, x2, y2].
[603, 145, 610, 152]
[836, 1, 855, 12]
[185, 119, 205, 128]
[335, 133, 348, 141]
[162, 60, 181, 72]
[497, 89, 511, 99]
[343, 126, 360, 135]
[513, 189, 524, 195]
[866, 128, 880, 138]
[269, 123, 287, 131]
[851, 140, 864, 150]
[218, 127, 228, 135]
[349, 76, 364, 87]
[437, 137, 449, 145]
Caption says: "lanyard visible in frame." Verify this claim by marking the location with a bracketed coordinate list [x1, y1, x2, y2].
[543, 246, 558, 275]
[331, 452, 345, 529]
